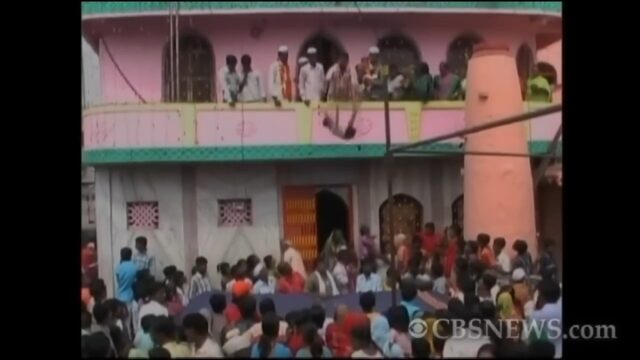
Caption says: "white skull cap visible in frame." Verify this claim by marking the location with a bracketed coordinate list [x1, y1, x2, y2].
[369, 46, 380, 54]
[278, 45, 289, 53]
[298, 57, 309, 65]
[307, 47, 317, 54]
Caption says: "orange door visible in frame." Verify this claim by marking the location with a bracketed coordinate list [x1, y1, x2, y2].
[282, 186, 318, 271]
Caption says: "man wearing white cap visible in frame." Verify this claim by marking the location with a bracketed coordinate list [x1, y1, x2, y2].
[362, 46, 385, 100]
[268, 45, 293, 106]
[281, 239, 307, 280]
[298, 47, 325, 105]
[294, 57, 308, 101]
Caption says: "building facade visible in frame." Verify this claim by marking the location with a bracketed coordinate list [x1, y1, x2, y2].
[82, 2, 562, 295]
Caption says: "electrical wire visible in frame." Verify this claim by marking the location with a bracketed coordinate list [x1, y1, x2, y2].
[101, 37, 147, 103]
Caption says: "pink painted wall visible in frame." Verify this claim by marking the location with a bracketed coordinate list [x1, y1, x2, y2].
[421, 109, 466, 141]
[83, 13, 540, 104]
[84, 110, 183, 148]
[537, 40, 562, 82]
[197, 110, 299, 145]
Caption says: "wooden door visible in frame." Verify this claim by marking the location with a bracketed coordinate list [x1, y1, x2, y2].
[282, 186, 318, 270]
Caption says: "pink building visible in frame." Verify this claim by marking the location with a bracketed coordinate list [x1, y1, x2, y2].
[82, 2, 562, 294]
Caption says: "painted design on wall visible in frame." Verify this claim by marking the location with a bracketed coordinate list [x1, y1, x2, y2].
[235, 121, 258, 138]
[127, 201, 160, 229]
[197, 110, 299, 145]
[84, 110, 183, 148]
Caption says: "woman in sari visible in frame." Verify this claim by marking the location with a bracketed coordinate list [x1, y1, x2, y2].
[320, 230, 347, 271]
[497, 290, 523, 340]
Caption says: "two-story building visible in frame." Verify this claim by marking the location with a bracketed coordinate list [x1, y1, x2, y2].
[81, 1, 562, 293]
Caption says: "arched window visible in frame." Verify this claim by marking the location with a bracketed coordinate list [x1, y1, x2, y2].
[298, 32, 345, 74]
[516, 44, 535, 79]
[536, 62, 558, 86]
[446, 33, 484, 77]
[452, 195, 463, 227]
[377, 34, 421, 75]
[163, 34, 214, 102]
[379, 194, 423, 247]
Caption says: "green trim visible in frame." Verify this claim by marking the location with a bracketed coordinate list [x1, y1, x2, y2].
[82, 2, 561, 17]
[83, 141, 560, 164]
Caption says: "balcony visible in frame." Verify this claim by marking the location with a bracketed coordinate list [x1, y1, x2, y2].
[82, 101, 561, 164]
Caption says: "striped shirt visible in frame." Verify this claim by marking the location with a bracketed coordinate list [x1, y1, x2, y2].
[132, 252, 153, 272]
[188, 272, 213, 299]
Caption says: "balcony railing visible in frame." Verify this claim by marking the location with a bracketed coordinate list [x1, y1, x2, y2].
[82, 101, 561, 164]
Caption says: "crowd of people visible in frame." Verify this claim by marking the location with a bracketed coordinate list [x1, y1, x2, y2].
[81, 223, 561, 358]
[217, 45, 555, 107]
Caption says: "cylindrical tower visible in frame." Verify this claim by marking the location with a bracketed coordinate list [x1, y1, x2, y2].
[463, 44, 538, 258]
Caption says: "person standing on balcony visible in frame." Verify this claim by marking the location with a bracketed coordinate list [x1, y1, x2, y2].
[295, 56, 308, 102]
[362, 46, 385, 100]
[238, 54, 265, 103]
[434, 62, 462, 100]
[298, 47, 325, 106]
[268, 45, 293, 107]
[218, 55, 239, 103]
[326, 52, 358, 102]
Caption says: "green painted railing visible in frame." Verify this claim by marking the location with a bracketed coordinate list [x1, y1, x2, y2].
[82, 2, 561, 16]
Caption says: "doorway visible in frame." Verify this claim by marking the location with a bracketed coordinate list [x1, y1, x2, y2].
[315, 190, 350, 254]
[298, 33, 345, 74]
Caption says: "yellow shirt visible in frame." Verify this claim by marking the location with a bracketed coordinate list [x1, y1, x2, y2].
[163, 342, 191, 358]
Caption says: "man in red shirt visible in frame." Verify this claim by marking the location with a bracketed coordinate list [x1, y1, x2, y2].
[325, 305, 350, 357]
[421, 222, 442, 256]
[276, 262, 305, 293]
[225, 281, 252, 324]
[444, 224, 463, 277]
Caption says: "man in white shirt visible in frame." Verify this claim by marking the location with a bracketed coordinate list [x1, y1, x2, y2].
[298, 47, 325, 105]
[356, 261, 383, 293]
[218, 55, 239, 103]
[282, 239, 307, 280]
[268, 45, 293, 106]
[183, 313, 224, 358]
[189, 256, 213, 299]
[238, 54, 265, 103]
[493, 237, 512, 275]
[136, 281, 169, 337]
[331, 247, 350, 294]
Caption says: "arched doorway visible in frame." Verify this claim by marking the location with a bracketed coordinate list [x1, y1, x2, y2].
[446, 33, 484, 77]
[452, 195, 464, 228]
[315, 190, 349, 254]
[536, 62, 558, 86]
[298, 33, 345, 75]
[379, 194, 423, 248]
[377, 34, 421, 74]
[163, 34, 214, 102]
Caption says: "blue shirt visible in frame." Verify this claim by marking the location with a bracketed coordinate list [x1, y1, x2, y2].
[250, 343, 292, 358]
[355, 273, 383, 293]
[296, 346, 332, 358]
[116, 260, 138, 303]
[401, 299, 423, 320]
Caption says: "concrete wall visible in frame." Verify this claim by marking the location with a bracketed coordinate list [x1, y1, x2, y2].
[83, 13, 539, 104]
[95, 159, 463, 293]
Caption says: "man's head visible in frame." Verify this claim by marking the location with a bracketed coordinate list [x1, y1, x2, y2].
[368, 46, 380, 64]
[82, 333, 113, 358]
[141, 314, 157, 334]
[477, 233, 491, 248]
[182, 313, 209, 343]
[89, 278, 107, 302]
[147, 281, 167, 303]
[400, 278, 418, 302]
[512, 239, 528, 256]
[387, 305, 410, 332]
[281, 239, 292, 251]
[314, 258, 326, 273]
[528, 340, 556, 358]
[209, 293, 227, 314]
[240, 54, 251, 71]
[148, 347, 171, 359]
[335, 304, 349, 323]
[257, 267, 269, 283]
[120, 247, 133, 262]
[362, 260, 374, 277]
[338, 51, 349, 69]
[439, 62, 450, 76]
[465, 240, 479, 256]
[135, 236, 148, 253]
[277, 45, 289, 63]
[226, 54, 237, 71]
[92, 302, 113, 326]
[277, 261, 292, 277]
[163, 265, 177, 282]
[447, 224, 462, 241]
[259, 297, 276, 317]
[360, 225, 370, 236]
[195, 256, 208, 275]
[424, 222, 435, 235]
[217, 262, 230, 277]
[359, 291, 376, 313]
[307, 47, 317, 65]
[493, 237, 506, 254]
[264, 255, 275, 270]
[151, 316, 176, 346]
